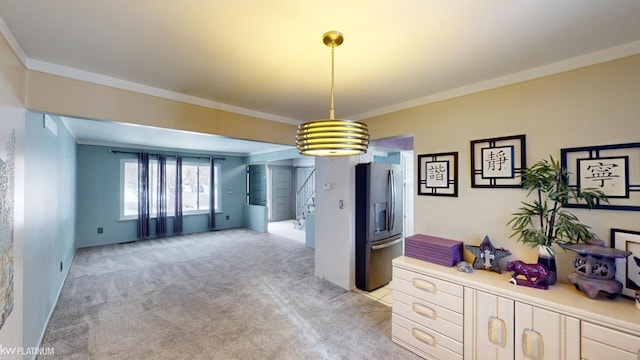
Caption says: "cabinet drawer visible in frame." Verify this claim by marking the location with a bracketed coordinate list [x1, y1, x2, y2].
[393, 271, 463, 313]
[393, 290, 463, 342]
[394, 267, 464, 297]
[581, 322, 640, 360]
[392, 313, 463, 360]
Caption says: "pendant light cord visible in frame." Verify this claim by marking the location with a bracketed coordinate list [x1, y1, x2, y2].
[329, 45, 335, 120]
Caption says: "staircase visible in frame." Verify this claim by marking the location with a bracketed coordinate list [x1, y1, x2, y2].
[295, 169, 315, 230]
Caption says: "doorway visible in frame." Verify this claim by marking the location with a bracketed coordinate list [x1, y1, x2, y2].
[269, 165, 294, 222]
[247, 164, 266, 206]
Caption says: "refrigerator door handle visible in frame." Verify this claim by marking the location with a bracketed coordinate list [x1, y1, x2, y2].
[389, 169, 396, 232]
[386, 170, 391, 232]
[371, 237, 403, 250]
[391, 170, 397, 230]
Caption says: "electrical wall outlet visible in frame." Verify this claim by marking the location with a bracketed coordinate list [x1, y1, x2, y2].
[97, 227, 103, 234]
[226, 215, 230, 220]
[60, 261, 63, 272]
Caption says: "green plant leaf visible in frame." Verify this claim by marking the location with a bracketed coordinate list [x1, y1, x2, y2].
[507, 155, 607, 247]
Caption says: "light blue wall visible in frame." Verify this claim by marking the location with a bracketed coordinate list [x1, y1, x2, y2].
[244, 148, 299, 163]
[373, 152, 401, 164]
[23, 112, 76, 351]
[76, 145, 247, 248]
[243, 204, 267, 232]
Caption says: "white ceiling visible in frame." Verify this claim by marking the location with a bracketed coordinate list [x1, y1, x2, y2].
[2, 1, 640, 154]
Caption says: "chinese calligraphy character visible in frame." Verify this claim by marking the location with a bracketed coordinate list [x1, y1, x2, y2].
[584, 162, 619, 187]
[485, 149, 508, 172]
[426, 161, 448, 187]
[428, 163, 446, 182]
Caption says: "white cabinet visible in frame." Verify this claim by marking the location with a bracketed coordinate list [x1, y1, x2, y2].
[463, 290, 580, 360]
[514, 302, 580, 360]
[392, 267, 464, 359]
[582, 322, 640, 359]
[392, 256, 640, 360]
[464, 288, 515, 359]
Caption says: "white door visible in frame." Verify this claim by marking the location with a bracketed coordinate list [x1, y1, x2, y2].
[270, 165, 294, 221]
[515, 302, 580, 360]
[464, 288, 514, 360]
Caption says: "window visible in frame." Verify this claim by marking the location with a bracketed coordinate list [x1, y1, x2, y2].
[122, 159, 138, 217]
[120, 158, 220, 219]
[182, 161, 210, 212]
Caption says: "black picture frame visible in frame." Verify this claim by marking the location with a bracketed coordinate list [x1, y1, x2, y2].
[418, 152, 458, 197]
[470, 134, 526, 188]
[611, 228, 640, 299]
[561, 142, 640, 211]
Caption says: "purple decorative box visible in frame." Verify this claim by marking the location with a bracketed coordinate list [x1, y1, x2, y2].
[405, 234, 463, 267]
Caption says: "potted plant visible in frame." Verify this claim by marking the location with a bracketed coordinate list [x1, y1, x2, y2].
[507, 156, 608, 285]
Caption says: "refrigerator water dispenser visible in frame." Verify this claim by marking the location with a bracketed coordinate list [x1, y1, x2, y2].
[374, 202, 387, 233]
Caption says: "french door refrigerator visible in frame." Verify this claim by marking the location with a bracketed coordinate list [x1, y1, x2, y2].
[355, 162, 403, 291]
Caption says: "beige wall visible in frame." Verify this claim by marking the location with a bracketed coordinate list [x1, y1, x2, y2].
[25, 70, 298, 146]
[364, 54, 640, 278]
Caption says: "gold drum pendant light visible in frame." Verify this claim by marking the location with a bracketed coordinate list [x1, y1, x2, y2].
[296, 31, 369, 156]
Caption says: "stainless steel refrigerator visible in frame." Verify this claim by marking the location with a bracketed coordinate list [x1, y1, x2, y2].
[355, 162, 403, 291]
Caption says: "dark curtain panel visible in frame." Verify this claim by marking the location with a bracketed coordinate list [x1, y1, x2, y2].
[137, 152, 150, 239]
[174, 156, 183, 234]
[209, 157, 216, 230]
[156, 155, 167, 237]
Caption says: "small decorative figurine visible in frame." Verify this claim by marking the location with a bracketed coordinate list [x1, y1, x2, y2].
[505, 260, 551, 290]
[456, 261, 473, 273]
[560, 240, 632, 299]
[465, 235, 511, 273]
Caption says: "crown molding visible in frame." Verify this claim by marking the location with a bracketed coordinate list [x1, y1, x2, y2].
[26, 58, 302, 125]
[0, 14, 26, 65]
[352, 40, 640, 121]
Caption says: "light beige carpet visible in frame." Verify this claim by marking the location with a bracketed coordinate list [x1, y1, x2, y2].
[38, 228, 421, 359]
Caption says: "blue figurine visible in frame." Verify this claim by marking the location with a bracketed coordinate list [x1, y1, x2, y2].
[456, 261, 473, 273]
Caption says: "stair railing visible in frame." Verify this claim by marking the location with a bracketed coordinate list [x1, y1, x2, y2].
[296, 169, 315, 218]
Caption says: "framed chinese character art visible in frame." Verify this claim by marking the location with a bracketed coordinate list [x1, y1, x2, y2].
[470, 134, 526, 188]
[578, 156, 628, 198]
[561, 142, 640, 211]
[418, 152, 458, 196]
[611, 228, 640, 299]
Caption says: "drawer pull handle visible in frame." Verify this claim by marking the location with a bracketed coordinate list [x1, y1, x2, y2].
[412, 303, 436, 320]
[412, 278, 436, 293]
[522, 329, 543, 360]
[488, 316, 507, 348]
[412, 328, 436, 347]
